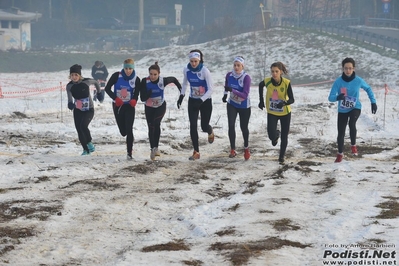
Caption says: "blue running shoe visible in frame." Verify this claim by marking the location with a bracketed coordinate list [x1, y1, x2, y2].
[81, 150, 90, 156]
[87, 142, 95, 153]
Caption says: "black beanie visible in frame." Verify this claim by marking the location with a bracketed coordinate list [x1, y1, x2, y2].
[70, 64, 82, 75]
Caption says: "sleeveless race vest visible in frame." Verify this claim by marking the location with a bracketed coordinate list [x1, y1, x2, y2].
[114, 72, 137, 104]
[264, 77, 291, 116]
[145, 76, 165, 108]
[226, 72, 250, 109]
[186, 68, 208, 99]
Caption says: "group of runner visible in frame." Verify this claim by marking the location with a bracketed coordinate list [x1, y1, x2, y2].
[66, 53, 377, 164]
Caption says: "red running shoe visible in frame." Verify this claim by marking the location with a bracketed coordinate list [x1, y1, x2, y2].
[229, 149, 237, 158]
[351, 145, 358, 156]
[244, 148, 250, 161]
[334, 153, 343, 163]
[189, 151, 200, 160]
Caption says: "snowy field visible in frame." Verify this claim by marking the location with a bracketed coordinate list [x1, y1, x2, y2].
[0, 28, 398, 265]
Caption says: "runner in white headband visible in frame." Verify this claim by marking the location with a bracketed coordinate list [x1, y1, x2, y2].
[234, 56, 245, 67]
[189, 52, 201, 60]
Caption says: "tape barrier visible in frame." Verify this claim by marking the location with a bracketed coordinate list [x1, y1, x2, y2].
[374, 84, 399, 95]
[0, 79, 396, 99]
[0, 85, 65, 99]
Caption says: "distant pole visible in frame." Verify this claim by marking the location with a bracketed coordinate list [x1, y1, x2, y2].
[297, 0, 300, 27]
[49, 0, 52, 19]
[203, 4, 206, 26]
[139, 0, 144, 49]
[259, 3, 267, 77]
[384, 84, 388, 129]
[60, 82, 63, 123]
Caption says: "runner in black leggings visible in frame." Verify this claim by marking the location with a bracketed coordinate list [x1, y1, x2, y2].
[140, 61, 182, 160]
[104, 58, 140, 160]
[223, 56, 252, 160]
[258, 62, 295, 164]
[177, 49, 214, 160]
[328, 57, 377, 163]
[66, 64, 102, 155]
[337, 110, 361, 156]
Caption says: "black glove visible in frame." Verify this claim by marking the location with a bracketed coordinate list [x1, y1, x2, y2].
[224, 86, 232, 92]
[177, 95, 184, 109]
[96, 91, 104, 102]
[68, 102, 75, 110]
[276, 101, 286, 109]
[337, 93, 345, 101]
[371, 103, 377, 114]
[222, 94, 227, 103]
[258, 100, 265, 110]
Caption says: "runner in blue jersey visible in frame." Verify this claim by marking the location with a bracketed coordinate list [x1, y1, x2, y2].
[223, 56, 252, 160]
[104, 58, 141, 160]
[140, 61, 182, 161]
[328, 57, 377, 163]
[66, 64, 102, 155]
[177, 49, 214, 160]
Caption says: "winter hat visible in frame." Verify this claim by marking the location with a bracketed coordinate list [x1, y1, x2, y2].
[70, 64, 82, 75]
[94, 60, 103, 67]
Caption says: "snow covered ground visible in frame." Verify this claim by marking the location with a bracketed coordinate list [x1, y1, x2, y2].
[0, 28, 398, 265]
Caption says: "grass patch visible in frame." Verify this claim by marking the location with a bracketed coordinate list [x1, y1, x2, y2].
[215, 227, 236, 237]
[242, 180, 264, 194]
[209, 237, 310, 266]
[270, 218, 300, 232]
[312, 177, 336, 194]
[374, 196, 399, 219]
[0, 199, 63, 222]
[142, 239, 190, 252]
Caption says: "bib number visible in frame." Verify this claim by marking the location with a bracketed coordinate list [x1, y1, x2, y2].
[75, 97, 90, 111]
[146, 96, 162, 107]
[269, 99, 283, 112]
[230, 94, 244, 104]
[340, 96, 356, 109]
[192, 86, 205, 98]
[117, 88, 132, 102]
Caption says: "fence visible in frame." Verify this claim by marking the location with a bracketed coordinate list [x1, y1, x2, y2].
[367, 18, 399, 28]
[280, 17, 399, 52]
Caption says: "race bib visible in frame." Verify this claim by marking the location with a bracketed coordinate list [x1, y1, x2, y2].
[340, 96, 357, 109]
[269, 98, 283, 112]
[117, 88, 131, 102]
[75, 97, 90, 111]
[192, 86, 205, 98]
[146, 96, 162, 107]
[230, 93, 244, 104]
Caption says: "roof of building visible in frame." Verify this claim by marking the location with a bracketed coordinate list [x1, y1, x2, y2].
[0, 7, 42, 21]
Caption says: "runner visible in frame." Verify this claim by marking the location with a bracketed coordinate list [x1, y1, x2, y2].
[91, 60, 109, 102]
[140, 61, 182, 160]
[66, 64, 102, 155]
[223, 56, 252, 160]
[104, 58, 140, 160]
[177, 49, 214, 160]
[258, 61, 295, 164]
[328, 57, 377, 163]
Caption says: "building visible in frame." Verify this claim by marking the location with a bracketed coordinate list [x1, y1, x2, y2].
[0, 7, 41, 51]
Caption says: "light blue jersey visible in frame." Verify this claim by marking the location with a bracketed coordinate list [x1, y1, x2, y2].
[328, 75, 376, 113]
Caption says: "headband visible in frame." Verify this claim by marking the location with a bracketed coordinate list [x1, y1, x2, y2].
[124, 63, 134, 69]
[189, 52, 201, 60]
[233, 56, 245, 67]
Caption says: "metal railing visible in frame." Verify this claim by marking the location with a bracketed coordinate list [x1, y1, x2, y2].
[280, 17, 399, 52]
[367, 18, 399, 28]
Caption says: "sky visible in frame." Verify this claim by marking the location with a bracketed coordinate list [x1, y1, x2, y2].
[0, 27, 398, 265]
